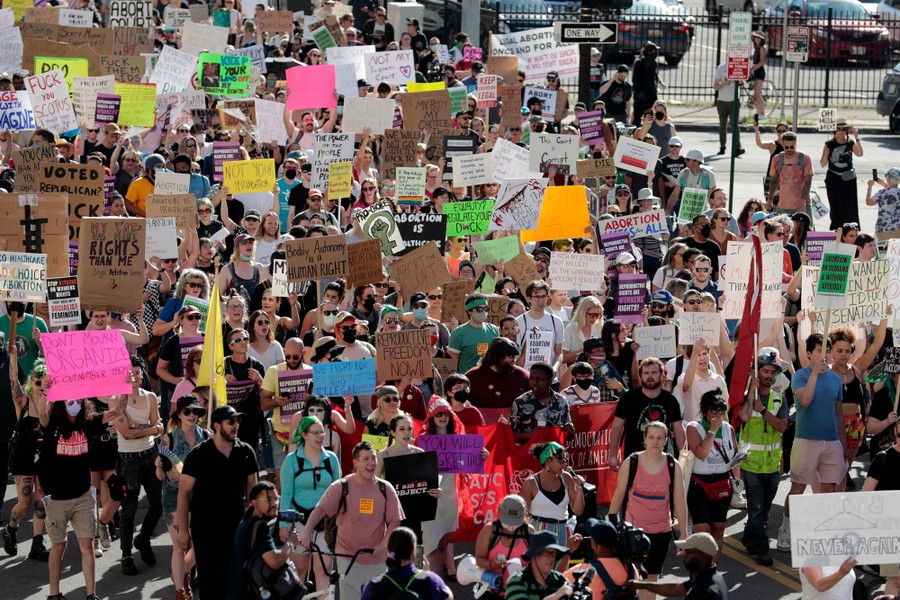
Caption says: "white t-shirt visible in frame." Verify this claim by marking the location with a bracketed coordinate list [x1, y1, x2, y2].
[516, 311, 564, 363]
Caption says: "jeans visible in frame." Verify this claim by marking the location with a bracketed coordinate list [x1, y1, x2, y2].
[716, 100, 742, 151]
[117, 449, 163, 556]
[741, 470, 780, 553]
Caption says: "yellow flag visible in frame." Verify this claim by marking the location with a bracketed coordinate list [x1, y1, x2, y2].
[197, 281, 226, 406]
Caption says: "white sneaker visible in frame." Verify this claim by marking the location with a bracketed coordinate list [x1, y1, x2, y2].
[776, 525, 791, 552]
[93, 538, 104, 558]
[98, 522, 111, 549]
[731, 492, 747, 509]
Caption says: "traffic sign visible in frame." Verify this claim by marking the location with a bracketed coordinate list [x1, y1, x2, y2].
[786, 26, 810, 62]
[727, 56, 751, 81]
[727, 11, 753, 47]
[552, 22, 617, 45]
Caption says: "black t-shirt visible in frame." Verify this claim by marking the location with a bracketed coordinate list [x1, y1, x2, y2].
[677, 236, 722, 276]
[656, 156, 687, 193]
[868, 446, 900, 490]
[40, 424, 92, 500]
[685, 565, 728, 600]
[615, 388, 683, 457]
[182, 437, 258, 529]
[224, 356, 266, 447]
[869, 386, 896, 454]
[288, 183, 310, 217]
[599, 80, 632, 119]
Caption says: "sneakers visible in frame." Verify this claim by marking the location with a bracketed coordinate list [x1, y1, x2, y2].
[28, 537, 50, 562]
[121, 555, 138, 576]
[2, 525, 17, 556]
[97, 522, 111, 549]
[133, 534, 157, 567]
[736, 148, 746, 157]
[776, 525, 791, 551]
[86, 595, 100, 600]
[93, 538, 104, 558]
[47, 595, 68, 600]
[731, 492, 747, 509]
[717, 146, 726, 156]
[755, 550, 774, 566]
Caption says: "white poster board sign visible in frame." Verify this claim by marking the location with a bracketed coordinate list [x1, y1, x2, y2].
[635, 324, 678, 360]
[613, 136, 662, 175]
[679, 312, 720, 345]
[548, 252, 605, 291]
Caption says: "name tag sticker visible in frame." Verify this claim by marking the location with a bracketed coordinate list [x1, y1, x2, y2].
[359, 498, 374, 514]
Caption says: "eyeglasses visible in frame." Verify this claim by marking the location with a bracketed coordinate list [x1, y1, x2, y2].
[428, 294, 442, 300]
[88, 128, 99, 133]
[708, 408, 726, 415]
[123, 158, 136, 163]
[182, 408, 205, 417]
[186, 281, 203, 288]
[340, 325, 356, 332]
[362, 186, 376, 191]
[374, 283, 388, 288]
[382, 184, 395, 191]
[782, 144, 795, 149]
[382, 396, 400, 403]
[383, 318, 400, 324]
[228, 303, 244, 310]
[531, 294, 549, 300]
[162, 258, 177, 264]
[323, 309, 339, 316]
[230, 336, 249, 344]
[717, 217, 729, 221]
[535, 257, 550, 264]
[685, 299, 702, 305]
[776, 129, 787, 134]
[256, 320, 269, 326]
[33, 379, 43, 387]
[651, 302, 668, 309]
[772, 232, 785, 238]
[509, 127, 522, 131]
[616, 191, 630, 196]
[586, 312, 602, 318]
[183, 314, 202, 321]
[694, 267, 710, 273]
[184, 143, 196, 148]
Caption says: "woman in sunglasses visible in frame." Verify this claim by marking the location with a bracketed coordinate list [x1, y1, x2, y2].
[152, 269, 210, 339]
[155, 395, 210, 599]
[364, 386, 406, 437]
[156, 306, 205, 402]
[247, 309, 285, 372]
[753, 121, 789, 197]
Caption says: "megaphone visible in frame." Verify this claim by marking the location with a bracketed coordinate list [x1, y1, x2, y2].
[457, 555, 503, 590]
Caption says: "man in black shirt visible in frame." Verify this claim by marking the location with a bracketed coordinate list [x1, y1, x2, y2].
[406, 18, 428, 54]
[676, 215, 722, 277]
[608, 357, 684, 469]
[599, 65, 633, 124]
[655, 136, 686, 202]
[628, 532, 729, 599]
[176, 405, 258, 600]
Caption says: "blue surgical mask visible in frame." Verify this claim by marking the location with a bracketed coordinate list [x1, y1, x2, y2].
[65, 400, 82, 417]
[413, 308, 428, 320]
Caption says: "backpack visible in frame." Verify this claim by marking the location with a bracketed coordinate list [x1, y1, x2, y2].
[290, 453, 336, 512]
[323, 477, 387, 552]
[368, 569, 432, 600]
[242, 520, 306, 600]
[590, 559, 638, 600]
[620, 452, 675, 519]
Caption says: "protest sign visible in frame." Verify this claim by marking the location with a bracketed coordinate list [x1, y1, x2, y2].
[441, 278, 475, 324]
[197, 53, 251, 96]
[528, 133, 578, 174]
[254, 98, 289, 144]
[285, 64, 336, 111]
[550, 252, 606, 291]
[679, 312, 721, 345]
[13, 145, 58, 193]
[311, 132, 354, 190]
[165, 7, 191, 28]
[255, 9, 293, 33]
[721, 241, 752, 319]
[219, 98, 256, 129]
[401, 89, 451, 131]
[312, 358, 376, 396]
[376, 329, 430, 381]
[223, 158, 275, 193]
[802, 261, 890, 329]
[277, 369, 312, 424]
[228, 45, 266, 75]
[364, 50, 414, 86]
[448, 86, 468, 114]
[576, 158, 616, 180]
[145, 194, 198, 230]
[326, 44, 375, 79]
[760, 241, 783, 318]
[0, 28, 23, 74]
[407, 82, 446, 93]
[577, 110, 605, 145]
[77, 217, 146, 312]
[523, 328, 555, 369]
[521, 186, 590, 243]
[505, 252, 542, 290]
[71, 76, 116, 128]
[284, 235, 348, 281]
[108, 0, 152, 27]
[596, 210, 667, 240]
[678, 188, 707, 222]
[211, 141, 240, 183]
[340, 96, 394, 135]
[442, 135, 477, 182]
[444, 200, 495, 236]
[418, 434, 485, 474]
[614, 273, 647, 324]
[0, 90, 35, 131]
[270, 259, 309, 298]
[99, 55, 145, 83]
[346, 238, 383, 287]
[392, 213, 446, 257]
[887, 240, 900, 318]
[490, 178, 546, 231]
[490, 27, 575, 74]
[328, 161, 352, 199]
[394, 167, 426, 205]
[38, 162, 104, 241]
[112, 26, 152, 55]
[41, 329, 132, 401]
[614, 136, 662, 175]
[114, 82, 156, 126]
[498, 84, 522, 130]
[789, 490, 900, 567]
[423, 127, 454, 165]
[806, 231, 836, 266]
[391, 243, 451, 299]
[525, 44, 579, 82]
[383, 451, 439, 523]
[491, 138, 532, 180]
[154, 172, 190, 196]
[885, 348, 900, 375]
[486, 294, 511, 326]
[333, 61, 358, 98]
[474, 235, 520, 265]
[476, 73, 498, 107]
[145, 217, 178, 260]
[0, 251, 46, 302]
[433, 357, 457, 381]
[46, 276, 81, 328]
[181, 21, 229, 56]
[522, 86, 557, 121]
[635, 324, 677, 359]
[452, 154, 494, 188]
[599, 231, 630, 264]
[34, 56, 89, 91]
[94, 93, 121, 125]
[381, 129, 419, 180]
[358, 198, 406, 256]
[25, 69, 78, 134]
[815, 242, 857, 309]
[0, 193, 68, 278]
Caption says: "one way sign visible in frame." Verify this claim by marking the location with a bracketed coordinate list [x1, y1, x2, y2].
[553, 22, 617, 44]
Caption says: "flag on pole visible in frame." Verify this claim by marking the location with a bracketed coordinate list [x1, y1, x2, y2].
[197, 281, 226, 406]
[729, 235, 762, 429]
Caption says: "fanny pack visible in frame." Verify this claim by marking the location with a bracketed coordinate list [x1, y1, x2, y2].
[691, 474, 733, 501]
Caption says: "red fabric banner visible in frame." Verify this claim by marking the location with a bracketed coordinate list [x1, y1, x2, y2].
[565, 403, 619, 505]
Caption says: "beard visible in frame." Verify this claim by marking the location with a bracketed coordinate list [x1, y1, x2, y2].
[642, 378, 661, 390]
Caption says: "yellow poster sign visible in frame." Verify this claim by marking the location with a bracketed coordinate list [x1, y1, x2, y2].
[328, 161, 352, 199]
[223, 159, 275, 194]
[34, 56, 89, 90]
[114, 82, 157, 126]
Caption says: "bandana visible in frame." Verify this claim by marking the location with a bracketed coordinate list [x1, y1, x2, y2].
[539, 442, 566, 465]
[465, 297, 488, 310]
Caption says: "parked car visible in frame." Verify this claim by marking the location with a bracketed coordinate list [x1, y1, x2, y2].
[611, 0, 694, 66]
[706, 0, 771, 15]
[420, 0, 552, 39]
[761, 0, 891, 65]
[876, 0, 900, 46]
[876, 60, 900, 131]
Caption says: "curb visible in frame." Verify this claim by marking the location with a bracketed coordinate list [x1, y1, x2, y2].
[672, 123, 894, 135]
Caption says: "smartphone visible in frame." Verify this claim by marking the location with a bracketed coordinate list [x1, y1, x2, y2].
[643, 110, 652, 118]
[415, 544, 424, 569]
[754, 113, 759, 124]
[874, 169, 879, 181]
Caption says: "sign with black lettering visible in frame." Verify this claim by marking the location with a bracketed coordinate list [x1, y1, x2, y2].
[283, 234, 348, 282]
[77, 217, 146, 312]
[37, 161, 104, 241]
[375, 328, 430, 381]
[383, 451, 439, 523]
[47, 276, 82, 327]
[392, 212, 446, 257]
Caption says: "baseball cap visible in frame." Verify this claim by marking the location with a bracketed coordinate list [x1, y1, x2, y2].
[668, 136, 683, 147]
[616, 64, 629, 73]
[790, 212, 811, 227]
[311, 336, 344, 362]
[357, 78, 370, 88]
[574, 102, 587, 111]
[651, 290, 673, 304]
[614, 252, 637, 266]
[546, 70, 559, 80]
[675, 532, 718, 557]
[532, 247, 551, 259]
[234, 233, 254, 245]
[757, 347, 783, 373]
[751, 210, 770, 225]
[309, 188, 324, 198]
[583, 338, 604, 354]
[406, 17, 420, 26]
[489, 337, 520, 356]
[585, 518, 617, 547]
[335, 311, 355, 325]
[685, 148, 704, 162]
[244, 209, 261, 220]
[104, 123, 121, 135]
[590, 48, 601, 57]
[499, 495, 527, 528]
[377, 385, 399, 399]
[211, 405, 243, 424]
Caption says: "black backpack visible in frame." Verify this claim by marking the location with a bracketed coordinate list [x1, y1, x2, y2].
[620, 452, 675, 518]
[290, 453, 336, 512]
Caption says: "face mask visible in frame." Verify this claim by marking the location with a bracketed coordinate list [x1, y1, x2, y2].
[699, 224, 712, 238]
[342, 330, 357, 344]
[363, 297, 375, 310]
[654, 111, 665, 120]
[239, 253, 253, 261]
[267, 78, 277, 86]
[430, 335, 439, 346]
[65, 400, 82, 417]
[284, 169, 297, 179]
[471, 311, 488, 323]
[576, 379, 592, 391]
[413, 308, 428, 320]
[323, 315, 337, 329]
[453, 390, 470, 402]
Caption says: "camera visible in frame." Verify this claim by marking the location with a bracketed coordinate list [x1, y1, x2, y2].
[278, 510, 304, 524]
[608, 514, 651, 579]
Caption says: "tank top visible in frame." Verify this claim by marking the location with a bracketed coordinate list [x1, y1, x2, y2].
[487, 524, 530, 587]
[838, 367, 865, 410]
[648, 121, 673, 150]
[688, 421, 736, 475]
[625, 455, 672, 534]
[766, 140, 785, 178]
[118, 394, 154, 453]
[228, 262, 260, 300]
[531, 474, 569, 521]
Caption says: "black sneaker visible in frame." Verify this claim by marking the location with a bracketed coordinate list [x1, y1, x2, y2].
[86, 595, 100, 600]
[755, 550, 774, 566]
[2, 525, 17, 556]
[121, 555, 138, 576]
[736, 148, 746, 157]
[47, 595, 68, 600]
[717, 146, 726, 155]
[846, 477, 856, 490]
[28, 538, 50, 562]
[133, 534, 156, 567]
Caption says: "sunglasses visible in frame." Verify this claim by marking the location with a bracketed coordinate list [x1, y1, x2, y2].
[183, 314, 202, 321]
[186, 281, 203, 288]
[199, 208, 212, 214]
[285, 354, 303, 360]
[776, 129, 787, 134]
[88, 128, 99, 133]
[383, 318, 400, 324]
[322, 309, 339, 316]
[694, 267, 710, 273]
[33, 379, 43, 387]
[256, 320, 269, 326]
[123, 158, 137, 163]
[586, 311, 602, 318]
[182, 408, 205, 417]
[381, 396, 400, 403]
[230, 336, 250, 344]
[685, 299, 702, 305]
[772, 232, 785, 238]
[162, 258, 177, 264]
[717, 217, 728, 221]
[374, 283, 389, 288]
[223, 417, 241, 425]
[362, 186, 376, 191]
[428, 294, 442, 300]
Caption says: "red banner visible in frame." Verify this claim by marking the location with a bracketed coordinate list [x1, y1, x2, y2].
[565, 403, 619, 505]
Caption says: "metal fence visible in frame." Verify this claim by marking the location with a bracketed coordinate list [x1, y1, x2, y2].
[495, 5, 899, 106]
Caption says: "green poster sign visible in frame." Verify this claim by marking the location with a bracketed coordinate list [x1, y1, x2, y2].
[816, 253, 852, 296]
[197, 53, 252, 97]
[312, 27, 336, 50]
[678, 187, 707, 223]
[448, 87, 468, 114]
[444, 200, 495, 237]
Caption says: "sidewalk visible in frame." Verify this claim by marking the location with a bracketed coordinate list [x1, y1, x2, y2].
[666, 102, 891, 134]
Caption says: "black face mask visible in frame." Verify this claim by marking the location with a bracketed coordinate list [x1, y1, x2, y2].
[453, 390, 469, 402]
[342, 330, 357, 344]
[700, 224, 712, 238]
[284, 169, 297, 179]
[575, 379, 592, 391]
[363, 297, 375, 311]
[654, 111, 665, 120]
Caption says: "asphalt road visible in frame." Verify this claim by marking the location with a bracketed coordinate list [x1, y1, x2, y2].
[2, 128, 899, 599]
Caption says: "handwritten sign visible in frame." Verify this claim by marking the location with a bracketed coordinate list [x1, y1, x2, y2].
[505, 252, 542, 290]
[77, 217, 146, 312]
[395, 167, 426, 205]
[0, 251, 47, 301]
[223, 158, 275, 193]
[311, 132, 354, 190]
[391, 242, 451, 299]
[444, 200, 495, 236]
[635, 324, 677, 359]
[328, 161, 353, 199]
[376, 329, 430, 381]
[523, 328, 554, 370]
[364, 50, 414, 86]
[154, 172, 190, 195]
[346, 238, 383, 287]
[528, 133, 578, 174]
[145, 217, 178, 260]
[549, 252, 605, 291]
[679, 312, 721, 345]
[614, 273, 647, 324]
[418, 433, 485, 474]
[576, 158, 615, 179]
[277, 369, 312, 424]
[721, 241, 752, 319]
[312, 358, 376, 396]
[25, 69, 78, 134]
[678, 188, 707, 223]
[441, 278, 475, 324]
[41, 329, 132, 401]
[490, 178, 546, 232]
[521, 186, 590, 243]
[284, 234, 348, 281]
[145, 194, 198, 230]
[114, 82, 157, 126]
[401, 89, 451, 131]
[38, 162, 104, 242]
[474, 235, 520, 265]
[802, 261, 890, 329]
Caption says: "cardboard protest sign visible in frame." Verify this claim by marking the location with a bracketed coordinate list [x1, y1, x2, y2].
[423, 127, 454, 164]
[523, 328, 554, 369]
[0, 251, 46, 302]
[311, 132, 354, 190]
[505, 252, 542, 290]
[614, 273, 647, 324]
[223, 158, 275, 193]
[392, 213, 446, 258]
[381, 129, 419, 180]
[802, 260, 890, 330]
[486, 294, 511, 326]
[145, 194, 199, 230]
[77, 217, 146, 312]
[521, 186, 590, 243]
[679, 312, 721, 345]
[528, 133, 579, 174]
[376, 329, 430, 381]
[270, 259, 310, 298]
[444, 200, 495, 237]
[614, 136, 662, 175]
[99, 55, 145, 83]
[114, 82, 156, 126]
[364, 50, 414, 86]
[418, 434, 485, 474]
[164, 7, 191, 28]
[395, 167, 426, 205]
[499, 84, 522, 130]
[285, 64, 336, 111]
[474, 235, 520, 265]
[277, 369, 312, 424]
[358, 199, 406, 256]
[549, 252, 606, 291]
[0, 193, 68, 278]
[284, 235, 348, 281]
[255, 9, 293, 33]
[576, 158, 616, 180]
[596, 210, 667, 240]
[391, 243, 451, 299]
[490, 178, 546, 232]
[401, 89, 451, 131]
[635, 324, 677, 360]
[441, 278, 475, 324]
[328, 161, 353, 199]
[452, 154, 494, 188]
[24, 69, 78, 134]
[815, 242, 857, 309]
[433, 357, 457, 381]
[112, 26, 152, 55]
[346, 238, 383, 287]
[46, 276, 81, 327]
[312, 358, 376, 396]
[0, 91, 35, 132]
[38, 162, 104, 242]
[523, 86, 557, 121]
[678, 188, 707, 223]
[41, 329, 132, 401]
[153, 172, 190, 196]
[383, 451, 439, 523]
[11, 144, 57, 193]
[219, 98, 257, 129]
